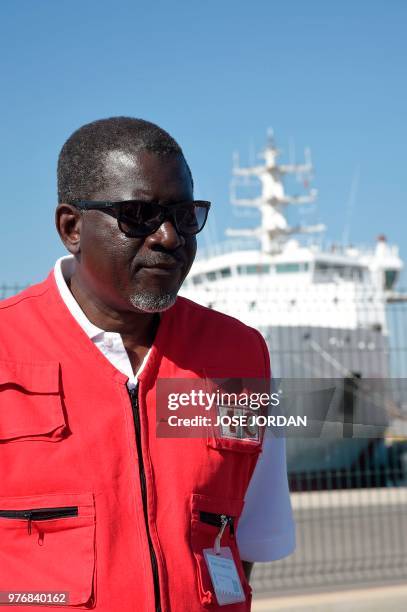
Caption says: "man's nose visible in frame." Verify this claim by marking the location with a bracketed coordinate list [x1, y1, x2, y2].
[146, 219, 185, 249]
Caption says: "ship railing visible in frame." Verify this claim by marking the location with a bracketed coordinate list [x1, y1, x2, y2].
[196, 239, 259, 261]
[197, 238, 399, 261]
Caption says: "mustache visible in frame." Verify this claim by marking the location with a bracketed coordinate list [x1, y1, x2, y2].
[134, 251, 187, 267]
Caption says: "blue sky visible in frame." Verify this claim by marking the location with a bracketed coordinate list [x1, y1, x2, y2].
[1, 0, 406, 285]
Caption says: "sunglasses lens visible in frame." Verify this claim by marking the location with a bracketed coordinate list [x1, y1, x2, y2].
[174, 205, 200, 234]
[119, 201, 142, 225]
[119, 202, 162, 237]
[118, 202, 208, 237]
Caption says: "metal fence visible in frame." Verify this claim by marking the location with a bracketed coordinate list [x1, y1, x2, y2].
[251, 295, 407, 596]
[252, 449, 407, 596]
[0, 284, 28, 300]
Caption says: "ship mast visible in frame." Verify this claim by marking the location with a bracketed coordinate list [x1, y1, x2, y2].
[226, 131, 325, 254]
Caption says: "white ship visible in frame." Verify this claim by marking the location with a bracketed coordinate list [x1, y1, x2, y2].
[180, 132, 405, 474]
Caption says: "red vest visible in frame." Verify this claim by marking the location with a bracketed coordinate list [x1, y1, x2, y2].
[0, 272, 270, 611]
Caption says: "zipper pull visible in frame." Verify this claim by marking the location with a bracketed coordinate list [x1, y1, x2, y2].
[23, 511, 33, 535]
[214, 514, 229, 555]
[38, 530, 44, 546]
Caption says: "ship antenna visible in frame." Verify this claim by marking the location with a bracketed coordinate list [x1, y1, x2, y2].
[226, 131, 324, 254]
[289, 137, 297, 176]
[342, 165, 360, 247]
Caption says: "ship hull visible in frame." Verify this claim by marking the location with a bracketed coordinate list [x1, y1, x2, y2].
[258, 324, 390, 473]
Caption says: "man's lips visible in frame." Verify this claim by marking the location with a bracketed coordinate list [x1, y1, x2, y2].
[137, 257, 185, 274]
[130, 253, 187, 276]
[144, 261, 183, 270]
[139, 253, 186, 269]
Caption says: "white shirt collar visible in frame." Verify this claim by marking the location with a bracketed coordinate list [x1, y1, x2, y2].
[53, 254, 155, 386]
[54, 255, 105, 340]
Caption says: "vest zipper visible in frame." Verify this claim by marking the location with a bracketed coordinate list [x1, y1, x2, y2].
[128, 385, 161, 612]
[199, 511, 235, 536]
[0, 506, 78, 535]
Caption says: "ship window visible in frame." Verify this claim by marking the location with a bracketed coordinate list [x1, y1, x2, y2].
[316, 262, 346, 273]
[276, 263, 300, 273]
[206, 271, 217, 281]
[315, 263, 364, 279]
[220, 267, 232, 278]
[247, 264, 270, 274]
[315, 262, 330, 272]
[385, 269, 398, 290]
[192, 275, 203, 285]
[237, 265, 270, 275]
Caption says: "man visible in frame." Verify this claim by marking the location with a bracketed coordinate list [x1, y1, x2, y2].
[0, 118, 294, 611]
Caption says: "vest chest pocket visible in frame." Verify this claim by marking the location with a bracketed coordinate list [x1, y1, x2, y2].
[206, 426, 263, 454]
[190, 493, 251, 610]
[0, 360, 67, 442]
[0, 492, 96, 608]
[206, 406, 263, 455]
[203, 374, 266, 455]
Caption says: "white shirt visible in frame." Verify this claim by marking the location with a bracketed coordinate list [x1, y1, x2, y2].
[54, 255, 295, 562]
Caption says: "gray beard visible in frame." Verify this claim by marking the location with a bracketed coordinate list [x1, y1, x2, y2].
[129, 290, 177, 313]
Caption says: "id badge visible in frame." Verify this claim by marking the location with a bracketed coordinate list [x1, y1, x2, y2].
[203, 547, 246, 606]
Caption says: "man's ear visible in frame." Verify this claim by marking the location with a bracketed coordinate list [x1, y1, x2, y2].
[55, 203, 82, 255]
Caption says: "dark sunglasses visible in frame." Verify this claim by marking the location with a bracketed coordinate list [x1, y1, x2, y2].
[70, 199, 211, 238]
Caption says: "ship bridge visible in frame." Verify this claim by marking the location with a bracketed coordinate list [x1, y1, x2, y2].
[182, 134, 404, 330]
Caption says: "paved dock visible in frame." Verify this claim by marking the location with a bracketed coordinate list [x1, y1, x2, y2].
[251, 487, 407, 595]
[252, 583, 407, 611]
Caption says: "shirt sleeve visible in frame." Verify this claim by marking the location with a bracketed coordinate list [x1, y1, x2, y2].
[236, 435, 296, 562]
